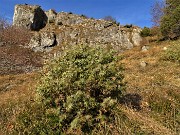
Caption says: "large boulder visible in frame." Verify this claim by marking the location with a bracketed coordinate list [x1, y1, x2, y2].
[45, 9, 57, 24]
[13, 4, 47, 30]
[28, 32, 56, 52]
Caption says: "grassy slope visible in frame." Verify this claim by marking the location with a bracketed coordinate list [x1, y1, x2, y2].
[0, 40, 179, 134]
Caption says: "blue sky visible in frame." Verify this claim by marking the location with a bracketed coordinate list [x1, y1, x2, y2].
[0, 0, 162, 27]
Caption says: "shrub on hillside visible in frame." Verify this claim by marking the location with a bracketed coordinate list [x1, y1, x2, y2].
[140, 27, 151, 37]
[161, 40, 180, 62]
[160, 0, 180, 39]
[103, 16, 120, 26]
[14, 44, 125, 134]
[124, 24, 133, 28]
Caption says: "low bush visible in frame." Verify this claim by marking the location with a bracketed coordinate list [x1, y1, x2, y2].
[140, 27, 151, 37]
[161, 40, 180, 62]
[124, 24, 132, 28]
[14, 44, 125, 134]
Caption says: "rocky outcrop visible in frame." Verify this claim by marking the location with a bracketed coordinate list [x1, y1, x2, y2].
[55, 18, 142, 51]
[55, 12, 86, 26]
[28, 32, 56, 52]
[13, 4, 143, 52]
[13, 4, 47, 30]
[45, 9, 57, 24]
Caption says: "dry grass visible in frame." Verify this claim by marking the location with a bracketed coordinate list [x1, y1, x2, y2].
[0, 72, 39, 134]
[0, 39, 179, 134]
[120, 39, 180, 134]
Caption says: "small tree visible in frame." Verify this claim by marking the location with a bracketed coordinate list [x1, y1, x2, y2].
[151, 1, 165, 27]
[103, 16, 116, 23]
[160, 0, 180, 39]
[0, 16, 9, 31]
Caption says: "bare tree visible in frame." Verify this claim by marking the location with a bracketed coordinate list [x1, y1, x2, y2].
[151, 1, 165, 26]
[0, 16, 31, 45]
[103, 16, 116, 23]
[0, 16, 10, 31]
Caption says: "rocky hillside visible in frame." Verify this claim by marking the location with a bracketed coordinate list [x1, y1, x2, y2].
[1, 4, 179, 135]
[13, 4, 143, 52]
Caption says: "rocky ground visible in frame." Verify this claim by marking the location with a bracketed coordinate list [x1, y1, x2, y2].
[0, 44, 43, 75]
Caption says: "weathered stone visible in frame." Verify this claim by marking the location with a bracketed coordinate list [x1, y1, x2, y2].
[132, 28, 142, 46]
[142, 45, 150, 52]
[45, 9, 57, 24]
[163, 47, 168, 50]
[55, 12, 85, 26]
[140, 61, 147, 67]
[28, 32, 56, 52]
[13, 4, 47, 30]
[13, 4, 143, 52]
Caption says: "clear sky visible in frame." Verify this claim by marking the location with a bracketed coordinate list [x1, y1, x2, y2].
[0, 0, 162, 27]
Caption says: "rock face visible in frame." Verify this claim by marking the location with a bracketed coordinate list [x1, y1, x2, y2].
[13, 4, 143, 52]
[13, 4, 47, 30]
[55, 12, 86, 26]
[55, 18, 142, 51]
[28, 32, 56, 52]
[45, 9, 57, 24]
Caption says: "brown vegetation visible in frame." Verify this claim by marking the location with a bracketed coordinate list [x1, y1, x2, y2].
[0, 39, 179, 134]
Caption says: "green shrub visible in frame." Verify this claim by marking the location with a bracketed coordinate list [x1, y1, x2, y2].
[161, 40, 180, 62]
[14, 44, 125, 134]
[140, 27, 151, 37]
[160, 0, 180, 39]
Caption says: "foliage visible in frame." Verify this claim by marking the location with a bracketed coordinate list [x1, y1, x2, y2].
[160, 0, 180, 39]
[161, 40, 180, 62]
[124, 24, 132, 28]
[140, 27, 151, 37]
[14, 44, 125, 134]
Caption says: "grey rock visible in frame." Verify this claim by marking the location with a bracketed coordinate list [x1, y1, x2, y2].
[0, 42, 4, 46]
[142, 45, 150, 52]
[45, 9, 57, 24]
[140, 61, 147, 67]
[12, 4, 143, 52]
[13, 4, 47, 30]
[55, 12, 85, 26]
[28, 32, 56, 52]
[132, 28, 142, 46]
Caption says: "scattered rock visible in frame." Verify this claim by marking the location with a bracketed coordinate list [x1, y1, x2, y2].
[141, 45, 150, 52]
[163, 47, 168, 50]
[140, 61, 147, 67]
[13, 4, 47, 30]
[0, 42, 5, 47]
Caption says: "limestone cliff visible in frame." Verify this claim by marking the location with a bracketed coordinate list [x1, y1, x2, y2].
[13, 4, 47, 30]
[13, 4, 143, 52]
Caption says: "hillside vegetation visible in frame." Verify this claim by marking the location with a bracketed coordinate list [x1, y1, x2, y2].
[0, 0, 180, 134]
[0, 39, 179, 134]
